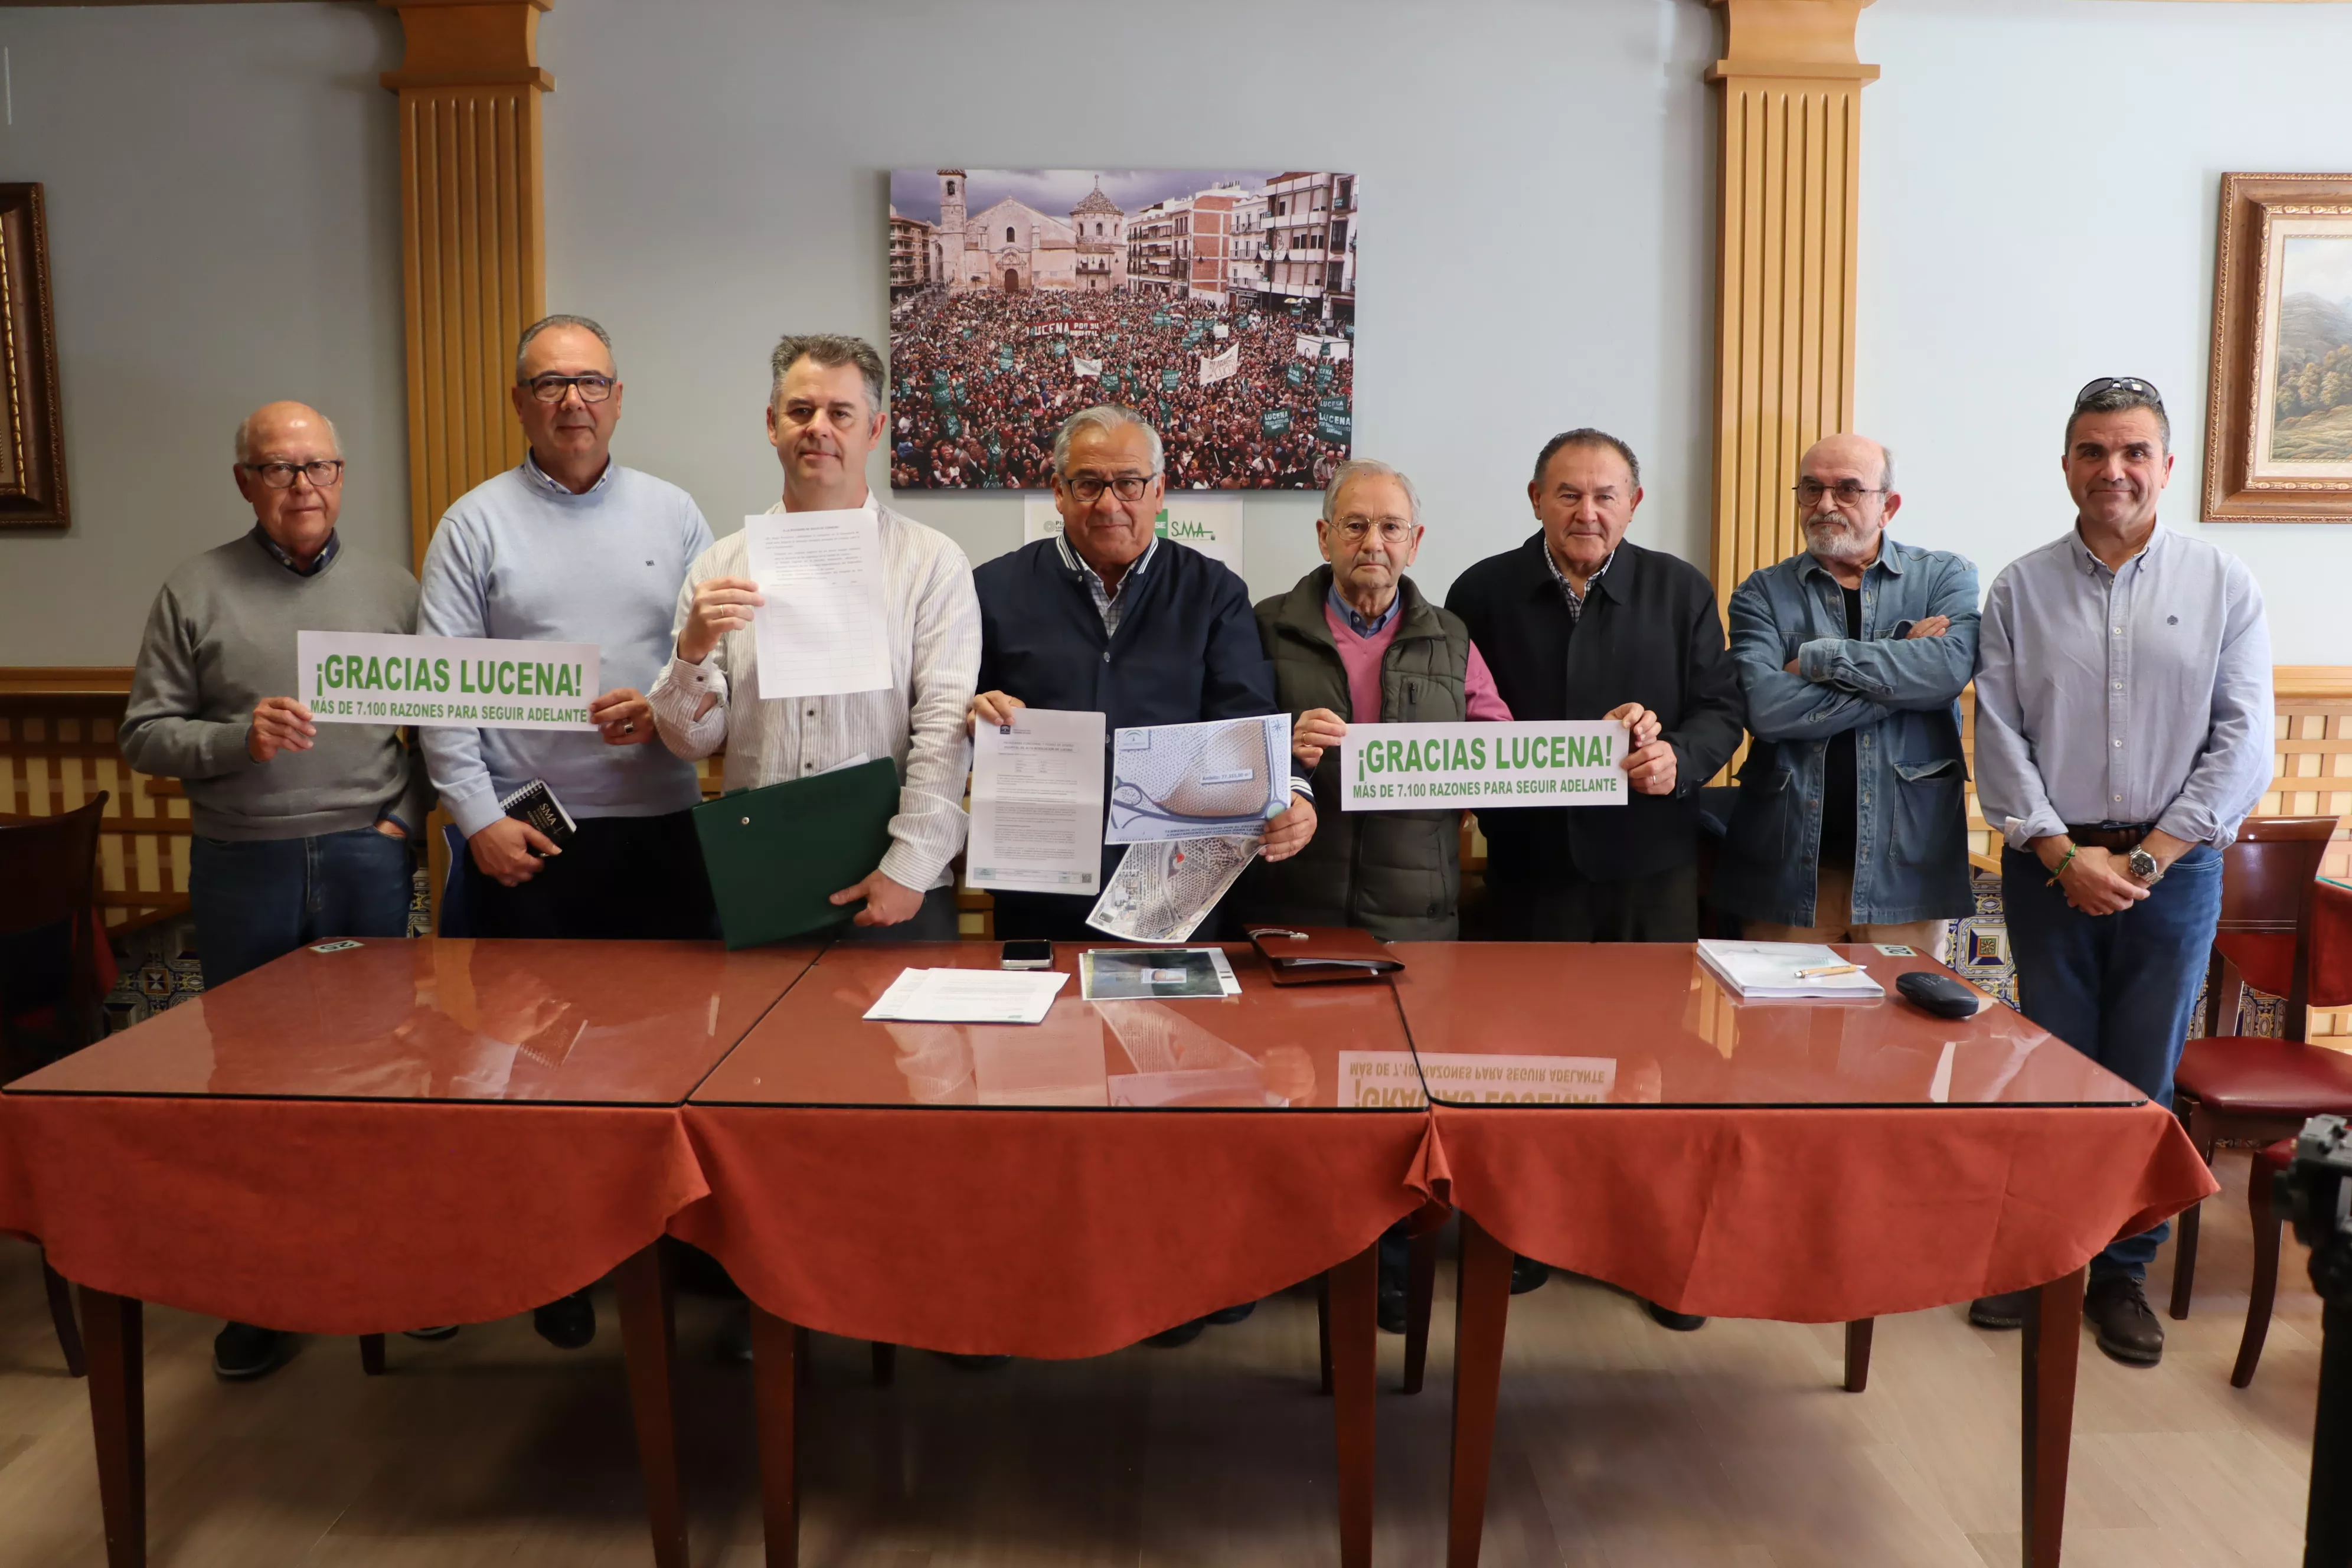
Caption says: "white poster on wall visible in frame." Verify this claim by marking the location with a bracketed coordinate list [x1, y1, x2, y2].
[1021, 495, 1244, 574]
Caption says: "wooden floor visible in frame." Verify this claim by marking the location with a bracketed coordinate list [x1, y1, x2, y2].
[0, 1148, 2324, 1567]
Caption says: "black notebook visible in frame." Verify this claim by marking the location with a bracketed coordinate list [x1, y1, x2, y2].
[498, 778, 577, 851]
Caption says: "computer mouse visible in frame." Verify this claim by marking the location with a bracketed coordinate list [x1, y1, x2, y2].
[1896, 970, 1985, 1020]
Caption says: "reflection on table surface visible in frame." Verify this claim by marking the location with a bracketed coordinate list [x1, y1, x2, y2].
[1389, 943, 2147, 1109]
[7, 937, 817, 1105]
[690, 941, 1416, 1111]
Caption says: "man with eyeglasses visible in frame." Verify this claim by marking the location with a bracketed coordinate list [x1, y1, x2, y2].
[1969, 377, 2272, 1366]
[1241, 458, 1511, 941]
[420, 313, 717, 954]
[968, 404, 1317, 951]
[649, 333, 980, 940]
[121, 399, 434, 1380]
[1713, 433, 1978, 956]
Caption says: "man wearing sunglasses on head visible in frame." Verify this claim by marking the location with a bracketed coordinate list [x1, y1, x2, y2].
[1971, 377, 2273, 1367]
[419, 314, 718, 951]
[1714, 433, 1979, 956]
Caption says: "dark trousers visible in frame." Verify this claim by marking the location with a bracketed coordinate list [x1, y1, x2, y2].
[832, 884, 963, 943]
[191, 828, 414, 989]
[461, 811, 717, 941]
[991, 889, 1233, 944]
[2001, 844, 2224, 1279]
[1482, 861, 1698, 942]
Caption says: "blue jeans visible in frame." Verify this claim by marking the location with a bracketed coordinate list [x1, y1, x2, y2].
[2001, 843, 2224, 1279]
[190, 828, 414, 989]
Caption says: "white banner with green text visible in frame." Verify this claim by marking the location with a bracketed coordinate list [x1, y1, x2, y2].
[297, 631, 600, 731]
[1337, 721, 1626, 811]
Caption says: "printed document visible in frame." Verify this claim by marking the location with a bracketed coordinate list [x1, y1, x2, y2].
[1106, 713, 1290, 844]
[968, 707, 1106, 893]
[863, 967, 1070, 1025]
[1086, 835, 1259, 942]
[742, 509, 892, 697]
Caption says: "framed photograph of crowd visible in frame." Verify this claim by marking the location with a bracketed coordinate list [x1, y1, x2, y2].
[0, 184, 70, 530]
[887, 168, 1360, 492]
[2205, 171, 2352, 522]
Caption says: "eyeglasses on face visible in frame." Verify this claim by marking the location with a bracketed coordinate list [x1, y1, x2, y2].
[240, 460, 345, 490]
[1792, 479, 1884, 506]
[2074, 375, 2162, 409]
[522, 374, 616, 404]
[1332, 516, 1414, 544]
[1062, 472, 1155, 502]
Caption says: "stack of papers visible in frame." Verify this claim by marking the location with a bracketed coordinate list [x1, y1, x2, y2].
[1696, 940, 1885, 999]
[863, 968, 1070, 1025]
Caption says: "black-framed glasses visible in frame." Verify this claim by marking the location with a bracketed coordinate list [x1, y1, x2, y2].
[1062, 472, 1156, 502]
[240, 459, 344, 489]
[1792, 478, 1886, 506]
[523, 374, 616, 404]
[2075, 375, 2163, 409]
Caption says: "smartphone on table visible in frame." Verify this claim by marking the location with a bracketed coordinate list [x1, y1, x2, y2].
[1000, 940, 1054, 971]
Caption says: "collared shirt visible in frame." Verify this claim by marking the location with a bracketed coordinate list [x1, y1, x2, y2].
[248, 523, 340, 578]
[1974, 523, 2273, 851]
[1541, 540, 1616, 623]
[1056, 531, 1159, 636]
[648, 492, 983, 892]
[521, 447, 616, 498]
[1325, 582, 1402, 638]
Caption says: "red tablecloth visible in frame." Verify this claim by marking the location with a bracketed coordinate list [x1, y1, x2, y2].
[1418, 1100, 2217, 1322]
[0, 1093, 34, 1242]
[674, 1106, 1432, 1359]
[4, 1096, 705, 1332]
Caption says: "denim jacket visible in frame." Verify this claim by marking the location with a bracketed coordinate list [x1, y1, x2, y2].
[1713, 537, 1980, 927]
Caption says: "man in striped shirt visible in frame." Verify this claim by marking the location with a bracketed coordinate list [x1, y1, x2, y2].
[649, 334, 981, 939]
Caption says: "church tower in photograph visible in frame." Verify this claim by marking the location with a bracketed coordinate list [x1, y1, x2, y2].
[937, 169, 969, 287]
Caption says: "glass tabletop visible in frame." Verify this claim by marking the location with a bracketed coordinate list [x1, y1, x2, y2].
[8, 937, 818, 1106]
[1388, 943, 2148, 1109]
[690, 940, 1419, 1111]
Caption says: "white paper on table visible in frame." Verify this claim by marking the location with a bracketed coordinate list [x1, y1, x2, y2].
[968, 708, 1106, 893]
[863, 967, 1069, 1025]
[742, 509, 892, 697]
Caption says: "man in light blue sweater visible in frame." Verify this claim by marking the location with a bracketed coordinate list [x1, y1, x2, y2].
[420, 314, 717, 955]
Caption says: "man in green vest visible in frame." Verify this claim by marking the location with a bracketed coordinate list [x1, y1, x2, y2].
[1242, 459, 1515, 940]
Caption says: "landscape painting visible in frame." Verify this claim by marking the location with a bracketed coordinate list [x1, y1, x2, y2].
[2264, 234, 2352, 466]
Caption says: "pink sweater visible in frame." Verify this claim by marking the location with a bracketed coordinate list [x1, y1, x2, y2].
[1323, 600, 1513, 724]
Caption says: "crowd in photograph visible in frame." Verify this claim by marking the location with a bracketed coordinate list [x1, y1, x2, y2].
[887, 288, 1355, 491]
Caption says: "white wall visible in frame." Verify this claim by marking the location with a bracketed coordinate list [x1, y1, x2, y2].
[1860, 0, 2352, 667]
[536, 0, 1720, 606]
[0, 3, 406, 666]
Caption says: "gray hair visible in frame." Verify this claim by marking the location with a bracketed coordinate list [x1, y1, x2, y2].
[1323, 458, 1420, 525]
[514, 313, 615, 381]
[2066, 377, 2171, 453]
[233, 409, 342, 464]
[770, 333, 887, 414]
[1053, 404, 1164, 476]
[1532, 427, 1641, 491]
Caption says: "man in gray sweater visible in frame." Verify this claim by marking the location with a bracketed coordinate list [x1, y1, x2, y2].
[120, 398, 433, 1380]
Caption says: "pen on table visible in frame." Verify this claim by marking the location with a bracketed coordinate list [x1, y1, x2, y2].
[1793, 963, 1863, 979]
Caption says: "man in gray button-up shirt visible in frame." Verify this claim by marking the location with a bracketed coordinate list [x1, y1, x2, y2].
[1971, 377, 2272, 1367]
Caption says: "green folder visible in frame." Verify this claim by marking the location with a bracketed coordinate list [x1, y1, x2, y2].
[692, 756, 900, 949]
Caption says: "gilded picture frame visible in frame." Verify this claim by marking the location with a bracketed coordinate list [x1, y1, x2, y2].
[0, 184, 68, 530]
[2205, 172, 2352, 523]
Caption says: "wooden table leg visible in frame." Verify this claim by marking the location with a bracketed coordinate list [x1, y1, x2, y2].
[870, 1341, 896, 1387]
[41, 1253, 86, 1378]
[79, 1285, 145, 1568]
[750, 1303, 801, 1568]
[1446, 1215, 1514, 1568]
[1404, 1224, 1441, 1396]
[613, 1243, 690, 1568]
[358, 1334, 387, 1377]
[2021, 1267, 2087, 1568]
[1844, 1319, 1874, 1393]
[1328, 1240, 1378, 1568]
[1317, 1273, 1334, 1396]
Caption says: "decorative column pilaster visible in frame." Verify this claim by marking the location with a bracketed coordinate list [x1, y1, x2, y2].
[1705, 0, 1877, 609]
[378, 0, 551, 570]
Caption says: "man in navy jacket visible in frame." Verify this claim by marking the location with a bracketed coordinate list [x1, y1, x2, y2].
[969, 405, 1317, 941]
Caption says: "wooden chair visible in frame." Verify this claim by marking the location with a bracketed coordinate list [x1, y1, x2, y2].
[2230, 1136, 2300, 1388]
[0, 793, 111, 1378]
[2168, 816, 2352, 1323]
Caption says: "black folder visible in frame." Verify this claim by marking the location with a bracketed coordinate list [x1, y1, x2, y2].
[691, 757, 900, 949]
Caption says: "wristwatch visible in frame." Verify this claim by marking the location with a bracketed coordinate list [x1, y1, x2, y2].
[2127, 845, 2164, 886]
